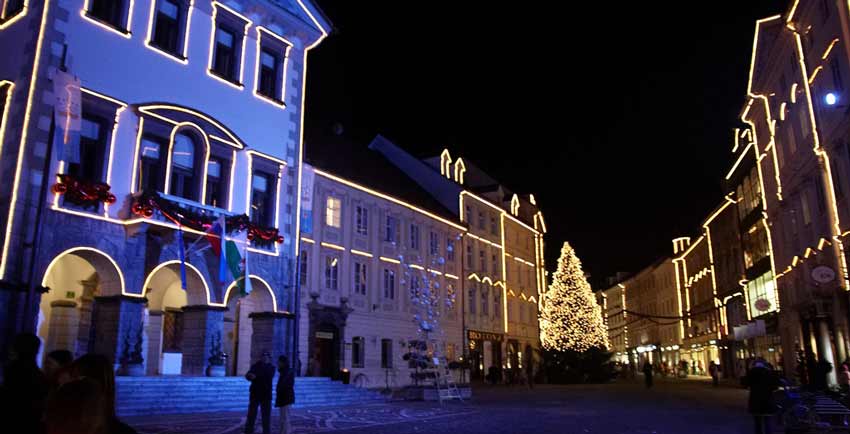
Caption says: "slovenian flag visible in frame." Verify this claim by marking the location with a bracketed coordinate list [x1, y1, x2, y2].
[206, 215, 227, 284]
[225, 228, 252, 294]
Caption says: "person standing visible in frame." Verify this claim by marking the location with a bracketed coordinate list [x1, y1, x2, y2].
[709, 361, 719, 387]
[643, 360, 653, 388]
[742, 358, 779, 434]
[838, 363, 850, 393]
[245, 351, 276, 434]
[275, 356, 295, 434]
[1, 333, 48, 434]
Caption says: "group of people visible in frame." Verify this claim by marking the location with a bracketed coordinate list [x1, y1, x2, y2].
[0, 332, 137, 434]
[0, 333, 297, 434]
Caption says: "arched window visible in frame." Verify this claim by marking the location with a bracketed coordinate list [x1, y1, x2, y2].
[170, 132, 197, 200]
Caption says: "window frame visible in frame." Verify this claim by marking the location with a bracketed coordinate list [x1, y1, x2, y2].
[351, 336, 365, 368]
[146, 0, 191, 61]
[250, 170, 274, 227]
[208, 3, 250, 88]
[84, 0, 131, 36]
[355, 204, 368, 235]
[380, 338, 393, 369]
[409, 223, 420, 250]
[383, 268, 395, 299]
[325, 196, 341, 228]
[353, 261, 367, 296]
[324, 255, 339, 290]
[254, 27, 292, 106]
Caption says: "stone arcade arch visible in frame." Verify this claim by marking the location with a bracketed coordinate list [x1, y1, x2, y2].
[38, 247, 126, 363]
[223, 276, 276, 375]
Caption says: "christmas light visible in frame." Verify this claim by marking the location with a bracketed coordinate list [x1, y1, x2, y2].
[41, 247, 130, 297]
[539, 242, 608, 352]
[222, 275, 278, 311]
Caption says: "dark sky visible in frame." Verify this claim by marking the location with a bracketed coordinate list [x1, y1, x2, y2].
[304, 1, 782, 288]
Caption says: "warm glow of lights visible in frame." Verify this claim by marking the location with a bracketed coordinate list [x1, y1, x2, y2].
[1, 0, 50, 279]
[162, 122, 210, 203]
[510, 194, 520, 216]
[445, 273, 459, 280]
[461, 191, 540, 235]
[379, 256, 400, 264]
[725, 142, 754, 180]
[809, 66, 823, 84]
[786, 0, 800, 28]
[0, 0, 27, 28]
[301, 237, 315, 244]
[137, 105, 244, 148]
[80, 0, 134, 38]
[315, 169, 466, 230]
[791, 83, 798, 103]
[779, 102, 787, 121]
[253, 26, 293, 108]
[142, 260, 212, 305]
[350, 249, 373, 258]
[746, 15, 783, 94]
[823, 38, 840, 60]
[130, 117, 145, 193]
[320, 242, 345, 251]
[439, 149, 452, 177]
[222, 274, 278, 311]
[0, 81, 15, 165]
[454, 157, 466, 184]
[144, 0, 193, 64]
[207, 2, 250, 90]
[409, 264, 425, 271]
[500, 213, 508, 332]
[41, 247, 131, 297]
[428, 269, 442, 275]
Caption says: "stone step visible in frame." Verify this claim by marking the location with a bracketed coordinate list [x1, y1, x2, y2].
[115, 377, 387, 416]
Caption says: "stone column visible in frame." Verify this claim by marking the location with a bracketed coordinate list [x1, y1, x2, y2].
[817, 317, 838, 386]
[145, 311, 163, 376]
[181, 305, 225, 376]
[249, 312, 295, 364]
[91, 295, 147, 366]
[76, 278, 97, 357]
[46, 300, 79, 356]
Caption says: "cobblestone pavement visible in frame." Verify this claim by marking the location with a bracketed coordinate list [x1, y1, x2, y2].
[126, 377, 754, 434]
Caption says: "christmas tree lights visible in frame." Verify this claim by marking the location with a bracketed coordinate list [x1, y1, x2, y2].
[540, 242, 608, 352]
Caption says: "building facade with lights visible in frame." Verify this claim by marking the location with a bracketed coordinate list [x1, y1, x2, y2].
[369, 135, 547, 381]
[0, 0, 329, 377]
[741, 0, 850, 384]
[295, 134, 465, 387]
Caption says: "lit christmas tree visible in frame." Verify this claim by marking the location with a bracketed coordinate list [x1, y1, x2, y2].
[540, 242, 608, 352]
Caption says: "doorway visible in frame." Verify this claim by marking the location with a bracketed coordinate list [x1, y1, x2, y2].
[314, 323, 339, 378]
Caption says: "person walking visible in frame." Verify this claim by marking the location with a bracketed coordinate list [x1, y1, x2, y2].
[709, 361, 719, 387]
[643, 360, 653, 388]
[245, 351, 276, 434]
[275, 356, 295, 434]
[742, 358, 779, 434]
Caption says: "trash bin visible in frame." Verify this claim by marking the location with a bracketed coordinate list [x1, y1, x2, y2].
[340, 368, 350, 384]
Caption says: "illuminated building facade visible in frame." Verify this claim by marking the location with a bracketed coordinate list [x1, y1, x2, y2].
[744, 0, 850, 384]
[599, 283, 628, 363]
[368, 135, 547, 381]
[296, 135, 464, 386]
[0, 0, 329, 377]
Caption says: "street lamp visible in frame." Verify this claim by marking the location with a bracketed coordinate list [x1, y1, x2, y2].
[825, 92, 839, 106]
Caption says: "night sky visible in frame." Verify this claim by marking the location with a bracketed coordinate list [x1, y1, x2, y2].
[304, 1, 782, 288]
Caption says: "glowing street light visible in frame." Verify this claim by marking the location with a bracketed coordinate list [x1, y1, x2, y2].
[825, 92, 839, 106]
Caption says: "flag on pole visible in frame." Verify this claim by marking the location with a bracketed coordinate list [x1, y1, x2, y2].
[206, 215, 227, 284]
[225, 228, 251, 294]
[177, 226, 188, 290]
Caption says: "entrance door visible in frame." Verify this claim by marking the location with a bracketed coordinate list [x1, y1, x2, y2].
[315, 324, 339, 378]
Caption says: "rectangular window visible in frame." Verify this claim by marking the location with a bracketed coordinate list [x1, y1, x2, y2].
[746, 271, 777, 316]
[139, 135, 164, 192]
[68, 113, 108, 182]
[492, 254, 498, 276]
[258, 49, 280, 99]
[490, 216, 497, 235]
[447, 239, 455, 261]
[325, 196, 341, 228]
[481, 287, 489, 315]
[3, 0, 24, 18]
[325, 256, 338, 290]
[466, 244, 473, 268]
[385, 215, 398, 242]
[151, 0, 182, 56]
[409, 224, 420, 250]
[479, 250, 486, 272]
[88, 0, 125, 30]
[351, 336, 364, 368]
[299, 250, 308, 285]
[464, 205, 471, 223]
[409, 275, 420, 300]
[354, 262, 367, 296]
[381, 339, 393, 368]
[429, 231, 439, 256]
[383, 269, 395, 299]
[478, 212, 485, 230]
[250, 172, 273, 227]
[205, 158, 226, 208]
[212, 27, 238, 82]
[356, 205, 368, 235]
[494, 290, 501, 318]
[468, 284, 476, 314]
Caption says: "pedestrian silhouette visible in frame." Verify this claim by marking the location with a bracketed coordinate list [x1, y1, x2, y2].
[1, 332, 48, 434]
[45, 378, 109, 434]
[71, 353, 138, 434]
[643, 360, 653, 388]
[44, 349, 74, 393]
[742, 358, 779, 434]
[245, 351, 276, 434]
[275, 356, 295, 434]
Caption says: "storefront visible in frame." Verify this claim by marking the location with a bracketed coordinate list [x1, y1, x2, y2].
[468, 329, 503, 380]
